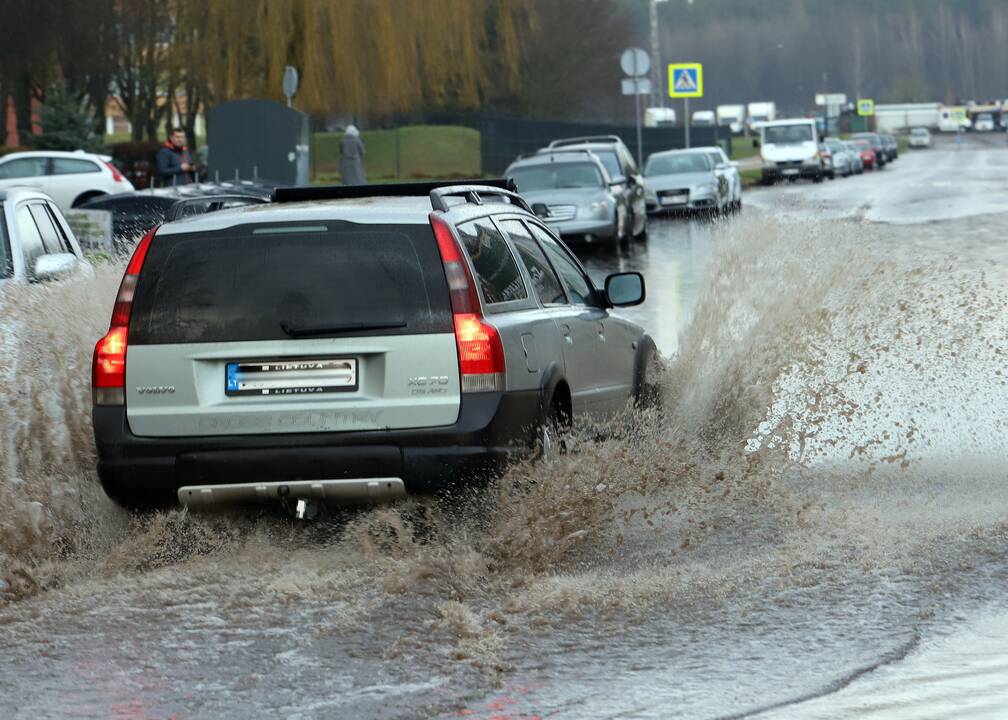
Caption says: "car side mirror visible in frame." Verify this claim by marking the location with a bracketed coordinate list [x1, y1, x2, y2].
[730, 161, 740, 168]
[531, 202, 550, 218]
[33, 253, 78, 282]
[605, 271, 645, 307]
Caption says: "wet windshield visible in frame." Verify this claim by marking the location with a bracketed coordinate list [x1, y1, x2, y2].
[644, 153, 711, 176]
[509, 162, 605, 191]
[764, 124, 814, 143]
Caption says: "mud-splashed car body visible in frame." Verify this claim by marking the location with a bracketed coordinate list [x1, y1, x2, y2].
[0, 188, 92, 286]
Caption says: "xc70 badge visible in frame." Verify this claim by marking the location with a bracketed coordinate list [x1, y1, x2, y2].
[408, 376, 450, 395]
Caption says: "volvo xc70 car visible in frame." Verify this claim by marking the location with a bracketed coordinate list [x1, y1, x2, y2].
[91, 181, 659, 509]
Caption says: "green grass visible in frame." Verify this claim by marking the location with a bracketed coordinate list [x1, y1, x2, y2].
[730, 135, 760, 160]
[312, 125, 481, 183]
[740, 167, 762, 187]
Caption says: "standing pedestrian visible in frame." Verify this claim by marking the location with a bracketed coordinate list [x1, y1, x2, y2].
[156, 127, 194, 186]
[339, 125, 367, 185]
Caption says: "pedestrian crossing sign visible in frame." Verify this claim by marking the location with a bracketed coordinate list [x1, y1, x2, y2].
[857, 98, 875, 116]
[669, 63, 703, 98]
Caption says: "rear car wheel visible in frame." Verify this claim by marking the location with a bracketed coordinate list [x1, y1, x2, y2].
[537, 396, 570, 461]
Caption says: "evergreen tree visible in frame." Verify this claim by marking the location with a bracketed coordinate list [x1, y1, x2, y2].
[29, 84, 100, 152]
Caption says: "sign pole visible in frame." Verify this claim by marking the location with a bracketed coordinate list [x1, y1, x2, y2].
[635, 85, 643, 168]
[684, 97, 690, 148]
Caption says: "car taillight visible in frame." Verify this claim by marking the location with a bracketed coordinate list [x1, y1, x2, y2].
[430, 214, 505, 393]
[92, 228, 156, 405]
[103, 160, 126, 183]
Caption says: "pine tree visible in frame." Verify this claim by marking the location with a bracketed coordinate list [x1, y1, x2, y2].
[29, 83, 100, 152]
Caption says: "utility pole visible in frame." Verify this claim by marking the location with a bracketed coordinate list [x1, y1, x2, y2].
[649, 0, 663, 108]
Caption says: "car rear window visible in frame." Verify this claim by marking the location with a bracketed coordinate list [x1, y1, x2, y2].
[129, 221, 453, 344]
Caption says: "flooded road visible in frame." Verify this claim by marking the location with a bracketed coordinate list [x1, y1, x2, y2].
[2, 136, 1007, 719]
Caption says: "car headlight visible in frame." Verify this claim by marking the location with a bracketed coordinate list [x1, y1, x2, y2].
[692, 184, 716, 195]
[588, 200, 611, 217]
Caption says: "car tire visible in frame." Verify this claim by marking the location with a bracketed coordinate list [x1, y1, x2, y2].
[634, 339, 663, 412]
[537, 396, 570, 461]
[812, 172, 823, 183]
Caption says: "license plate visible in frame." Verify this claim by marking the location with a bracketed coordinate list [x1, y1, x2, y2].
[782, 168, 800, 176]
[225, 358, 358, 396]
[661, 194, 688, 205]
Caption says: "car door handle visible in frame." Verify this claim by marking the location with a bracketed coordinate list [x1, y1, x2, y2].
[597, 322, 606, 341]
[560, 323, 573, 344]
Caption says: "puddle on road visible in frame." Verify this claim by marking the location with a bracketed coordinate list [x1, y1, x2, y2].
[1, 213, 1006, 718]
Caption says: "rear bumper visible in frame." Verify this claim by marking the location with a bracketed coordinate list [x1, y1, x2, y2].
[93, 390, 541, 503]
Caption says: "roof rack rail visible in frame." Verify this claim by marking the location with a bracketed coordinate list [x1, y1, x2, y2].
[547, 135, 623, 148]
[429, 183, 531, 214]
[270, 178, 512, 204]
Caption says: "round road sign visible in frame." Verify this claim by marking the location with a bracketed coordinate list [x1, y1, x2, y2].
[620, 48, 650, 77]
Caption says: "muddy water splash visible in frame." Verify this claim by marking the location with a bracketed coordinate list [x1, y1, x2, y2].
[1, 214, 1007, 715]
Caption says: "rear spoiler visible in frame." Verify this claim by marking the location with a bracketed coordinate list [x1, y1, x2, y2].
[548, 135, 623, 148]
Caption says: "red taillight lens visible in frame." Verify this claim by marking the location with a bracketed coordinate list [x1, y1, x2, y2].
[454, 313, 505, 376]
[92, 228, 156, 405]
[430, 215, 505, 392]
[103, 160, 126, 183]
[93, 326, 128, 388]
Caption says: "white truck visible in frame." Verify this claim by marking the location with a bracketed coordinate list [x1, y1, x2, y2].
[757, 118, 823, 185]
[938, 106, 971, 133]
[747, 101, 777, 130]
[644, 107, 677, 127]
[716, 104, 746, 133]
[691, 110, 716, 127]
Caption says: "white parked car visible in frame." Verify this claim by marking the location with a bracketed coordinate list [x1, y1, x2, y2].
[0, 150, 134, 213]
[0, 187, 91, 285]
[974, 113, 996, 132]
[692, 145, 742, 211]
[909, 128, 932, 148]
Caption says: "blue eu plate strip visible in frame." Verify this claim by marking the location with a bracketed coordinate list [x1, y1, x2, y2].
[226, 363, 240, 392]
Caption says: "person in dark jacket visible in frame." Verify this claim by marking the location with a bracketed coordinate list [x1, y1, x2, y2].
[339, 125, 367, 185]
[156, 127, 194, 186]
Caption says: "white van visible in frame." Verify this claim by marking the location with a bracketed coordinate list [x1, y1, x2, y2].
[758, 118, 823, 184]
[691, 110, 716, 127]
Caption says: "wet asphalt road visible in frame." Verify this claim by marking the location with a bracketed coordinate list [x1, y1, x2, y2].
[2, 133, 1007, 719]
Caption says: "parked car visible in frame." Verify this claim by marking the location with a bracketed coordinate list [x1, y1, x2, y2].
[849, 138, 877, 170]
[91, 180, 658, 509]
[79, 183, 271, 252]
[974, 113, 996, 132]
[824, 139, 855, 177]
[692, 145, 742, 211]
[818, 142, 836, 179]
[0, 151, 134, 213]
[758, 118, 824, 184]
[909, 127, 932, 148]
[880, 133, 899, 161]
[843, 141, 865, 174]
[507, 152, 629, 248]
[851, 133, 887, 168]
[0, 187, 91, 286]
[643, 150, 728, 214]
[540, 136, 647, 240]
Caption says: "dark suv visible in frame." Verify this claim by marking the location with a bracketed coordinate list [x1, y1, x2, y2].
[91, 181, 658, 509]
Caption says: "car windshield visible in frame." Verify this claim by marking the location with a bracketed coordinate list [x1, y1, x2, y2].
[912, 128, 928, 136]
[508, 162, 605, 191]
[644, 153, 711, 176]
[852, 139, 871, 150]
[763, 124, 814, 143]
[978, 113, 992, 121]
[826, 141, 845, 153]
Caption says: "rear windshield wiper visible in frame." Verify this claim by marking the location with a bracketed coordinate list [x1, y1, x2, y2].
[280, 320, 407, 338]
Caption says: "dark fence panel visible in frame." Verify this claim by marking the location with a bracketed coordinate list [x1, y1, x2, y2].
[480, 116, 726, 176]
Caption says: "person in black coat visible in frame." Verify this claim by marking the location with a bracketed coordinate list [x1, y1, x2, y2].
[156, 127, 194, 186]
